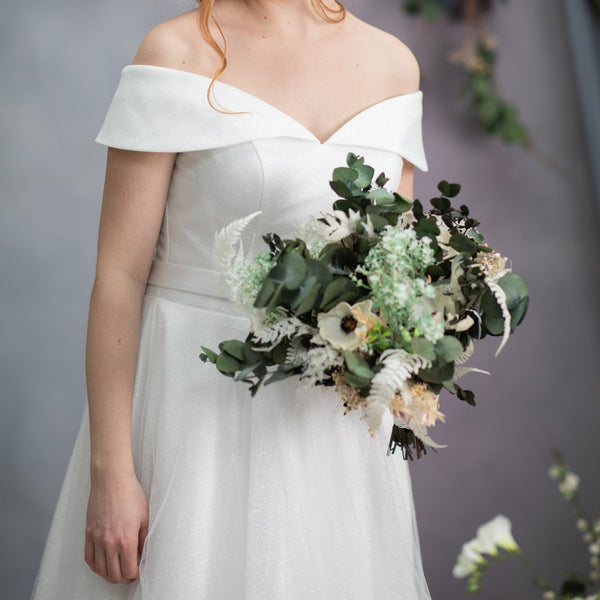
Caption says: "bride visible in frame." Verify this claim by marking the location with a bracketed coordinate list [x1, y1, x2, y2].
[32, 1, 432, 598]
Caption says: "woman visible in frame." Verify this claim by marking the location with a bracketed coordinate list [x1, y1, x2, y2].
[32, 1, 431, 598]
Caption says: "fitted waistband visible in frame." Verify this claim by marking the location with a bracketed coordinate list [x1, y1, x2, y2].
[147, 261, 230, 299]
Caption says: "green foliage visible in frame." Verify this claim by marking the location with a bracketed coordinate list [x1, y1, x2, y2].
[330, 153, 414, 228]
[201, 153, 530, 453]
[402, 1, 528, 145]
[480, 273, 529, 336]
[462, 44, 529, 144]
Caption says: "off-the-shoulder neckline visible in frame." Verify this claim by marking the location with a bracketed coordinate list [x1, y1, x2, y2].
[122, 64, 423, 146]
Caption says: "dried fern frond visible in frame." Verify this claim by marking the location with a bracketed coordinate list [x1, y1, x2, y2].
[214, 211, 261, 274]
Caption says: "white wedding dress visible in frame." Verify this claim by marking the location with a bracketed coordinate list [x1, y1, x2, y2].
[32, 64, 431, 600]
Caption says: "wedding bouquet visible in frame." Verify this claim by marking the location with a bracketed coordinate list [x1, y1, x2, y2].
[200, 153, 529, 459]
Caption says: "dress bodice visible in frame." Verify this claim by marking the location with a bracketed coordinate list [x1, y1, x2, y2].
[95, 65, 429, 280]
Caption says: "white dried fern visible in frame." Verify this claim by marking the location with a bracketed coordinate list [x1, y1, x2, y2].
[365, 349, 432, 431]
[454, 366, 490, 379]
[455, 339, 474, 365]
[294, 208, 375, 244]
[253, 316, 315, 350]
[485, 278, 512, 357]
[214, 211, 261, 274]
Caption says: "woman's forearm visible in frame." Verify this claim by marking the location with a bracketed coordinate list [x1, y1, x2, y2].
[85, 271, 147, 480]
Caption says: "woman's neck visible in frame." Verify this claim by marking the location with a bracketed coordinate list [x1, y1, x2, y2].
[214, 0, 343, 37]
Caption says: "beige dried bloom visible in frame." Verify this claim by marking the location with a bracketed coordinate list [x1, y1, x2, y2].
[390, 381, 444, 428]
[475, 249, 507, 279]
[332, 369, 369, 414]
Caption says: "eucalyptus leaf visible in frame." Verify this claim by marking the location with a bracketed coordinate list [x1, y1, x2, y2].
[199, 346, 218, 363]
[216, 353, 241, 375]
[414, 217, 440, 237]
[219, 340, 248, 362]
[264, 368, 296, 386]
[282, 251, 307, 290]
[411, 337, 437, 362]
[418, 361, 455, 384]
[253, 277, 277, 309]
[449, 231, 478, 255]
[375, 172, 389, 187]
[435, 336, 464, 363]
[332, 167, 358, 184]
[354, 165, 375, 188]
[294, 283, 322, 316]
[344, 350, 375, 380]
[367, 188, 395, 204]
[320, 278, 349, 310]
[344, 371, 371, 390]
[431, 196, 451, 211]
[330, 180, 353, 200]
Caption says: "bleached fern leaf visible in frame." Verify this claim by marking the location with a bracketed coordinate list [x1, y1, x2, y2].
[253, 316, 315, 350]
[455, 339, 474, 366]
[392, 414, 446, 449]
[454, 366, 490, 379]
[285, 338, 306, 365]
[485, 278, 512, 357]
[365, 349, 432, 430]
[295, 209, 363, 243]
[297, 334, 344, 388]
[214, 211, 261, 274]
[370, 349, 432, 404]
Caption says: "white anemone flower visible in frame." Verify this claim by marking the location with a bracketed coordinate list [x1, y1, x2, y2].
[317, 300, 372, 351]
[476, 515, 520, 555]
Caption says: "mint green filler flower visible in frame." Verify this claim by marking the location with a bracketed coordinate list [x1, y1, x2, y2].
[358, 227, 442, 346]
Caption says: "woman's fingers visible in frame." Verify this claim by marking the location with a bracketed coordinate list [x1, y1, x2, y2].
[84, 535, 95, 571]
[120, 538, 140, 581]
[84, 473, 148, 584]
[138, 514, 149, 559]
[93, 544, 108, 580]
[106, 544, 125, 583]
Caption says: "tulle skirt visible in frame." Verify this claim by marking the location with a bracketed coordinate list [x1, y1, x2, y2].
[32, 285, 431, 599]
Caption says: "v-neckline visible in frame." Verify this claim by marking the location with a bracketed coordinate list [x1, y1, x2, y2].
[125, 64, 422, 146]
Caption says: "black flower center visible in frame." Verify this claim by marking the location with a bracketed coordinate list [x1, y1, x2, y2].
[340, 315, 358, 334]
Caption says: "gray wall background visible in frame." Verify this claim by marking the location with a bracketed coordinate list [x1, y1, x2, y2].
[1, 0, 598, 599]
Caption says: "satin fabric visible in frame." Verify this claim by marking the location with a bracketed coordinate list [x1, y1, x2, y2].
[32, 64, 432, 600]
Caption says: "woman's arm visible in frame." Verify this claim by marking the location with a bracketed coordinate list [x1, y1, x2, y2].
[84, 148, 176, 584]
[397, 161, 415, 201]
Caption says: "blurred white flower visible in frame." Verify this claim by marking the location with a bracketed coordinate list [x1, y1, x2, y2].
[578, 519, 590, 532]
[542, 592, 557, 600]
[452, 539, 486, 578]
[589, 543, 600, 556]
[559, 472, 580, 500]
[476, 515, 520, 556]
[548, 465, 562, 480]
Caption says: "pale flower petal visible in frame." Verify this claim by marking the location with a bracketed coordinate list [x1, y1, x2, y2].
[476, 515, 519, 555]
[453, 539, 486, 578]
[317, 302, 365, 351]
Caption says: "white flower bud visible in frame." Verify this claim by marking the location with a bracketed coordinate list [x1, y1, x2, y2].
[548, 465, 562, 480]
[577, 519, 589, 532]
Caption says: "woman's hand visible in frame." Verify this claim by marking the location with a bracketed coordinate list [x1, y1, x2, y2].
[84, 469, 149, 584]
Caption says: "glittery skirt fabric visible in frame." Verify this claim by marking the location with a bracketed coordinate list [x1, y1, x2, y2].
[32, 286, 432, 600]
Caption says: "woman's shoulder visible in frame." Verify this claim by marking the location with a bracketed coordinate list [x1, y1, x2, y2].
[131, 9, 218, 74]
[343, 14, 421, 94]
